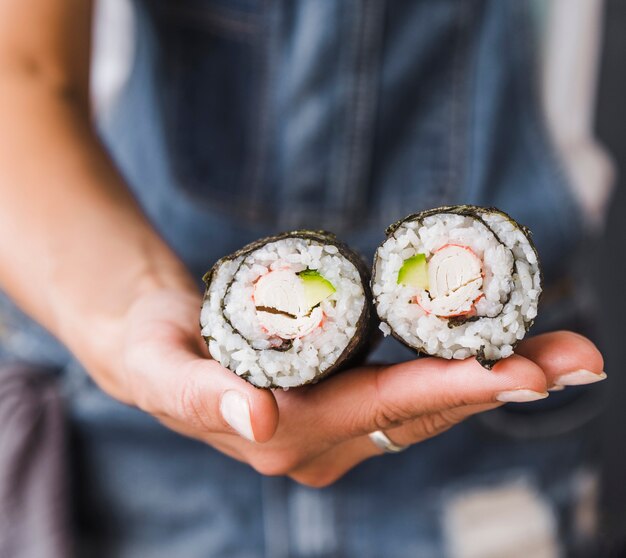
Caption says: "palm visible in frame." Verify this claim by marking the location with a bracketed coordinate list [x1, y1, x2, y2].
[102, 286, 604, 487]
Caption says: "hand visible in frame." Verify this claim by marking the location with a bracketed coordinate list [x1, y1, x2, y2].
[83, 286, 605, 488]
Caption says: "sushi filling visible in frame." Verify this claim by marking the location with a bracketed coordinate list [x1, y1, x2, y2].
[253, 269, 332, 340]
[409, 244, 484, 318]
[201, 236, 367, 388]
[373, 209, 540, 364]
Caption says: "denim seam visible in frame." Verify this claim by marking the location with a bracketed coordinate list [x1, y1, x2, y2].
[341, 0, 385, 222]
[397, 3, 475, 215]
[336, 0, 365, 219]
[326, 0, 361, 222]
[244, 0, 274, 220]
[440, 0, 480, 206]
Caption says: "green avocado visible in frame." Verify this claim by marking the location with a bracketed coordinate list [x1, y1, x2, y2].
[397, 254, 429, 289]
[299, 270, 336, 309]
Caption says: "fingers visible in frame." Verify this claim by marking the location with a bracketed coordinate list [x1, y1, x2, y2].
[515, 331, 605, 389]
[289, 402, 499, 487]
[379, 402, 498, 448]
[126, 333, 280, 443]
[306, 353, 548, 443]
[290, 332, 607, 487]
[288, 332, 606, 488]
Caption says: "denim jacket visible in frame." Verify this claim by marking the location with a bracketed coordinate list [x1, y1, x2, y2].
[104, 0, 585, 281]
[0, 1, 602, 557]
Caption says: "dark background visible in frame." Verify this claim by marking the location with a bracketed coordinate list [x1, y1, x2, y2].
[596, 0, 626, 549]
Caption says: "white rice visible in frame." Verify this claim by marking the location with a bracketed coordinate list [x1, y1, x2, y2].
[372, 210, 541, 363]
[201, 237, 366, 388]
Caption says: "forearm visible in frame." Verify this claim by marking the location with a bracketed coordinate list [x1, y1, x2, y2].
[0, 69, 194, 358]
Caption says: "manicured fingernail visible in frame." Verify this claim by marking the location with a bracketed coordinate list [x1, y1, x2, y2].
[548, 385, 566, 392]
[496, 389, 549, 403]
[220, 391, 255, 442]
[554, 369, 607, 387]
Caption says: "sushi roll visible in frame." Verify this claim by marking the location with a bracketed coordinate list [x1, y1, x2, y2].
[201, 231, 375, 388]
[372, 206, 542, 369]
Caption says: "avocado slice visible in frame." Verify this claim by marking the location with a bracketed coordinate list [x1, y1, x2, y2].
[299, 270, 336, 309]
[397, 254, 429, 289]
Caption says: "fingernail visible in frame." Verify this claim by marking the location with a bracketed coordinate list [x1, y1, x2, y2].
[554, 369, 607, 387]
[496, 389, 549, 403]
[220, 391, 255, 442]
[548, 385, 566, 392]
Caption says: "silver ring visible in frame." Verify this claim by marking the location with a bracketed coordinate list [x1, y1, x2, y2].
[368, 430, 409, 454]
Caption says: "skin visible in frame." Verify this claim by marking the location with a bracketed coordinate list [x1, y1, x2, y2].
[0, 0, 605, 488]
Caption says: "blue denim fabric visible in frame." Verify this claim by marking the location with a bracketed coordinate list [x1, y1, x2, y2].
[104, 0, 585, 282]
[0, 1, 604, 556]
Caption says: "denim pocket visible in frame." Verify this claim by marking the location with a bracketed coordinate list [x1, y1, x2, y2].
[155, 0, 269, 216]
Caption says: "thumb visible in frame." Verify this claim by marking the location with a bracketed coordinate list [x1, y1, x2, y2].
[126, 336, 279, 443]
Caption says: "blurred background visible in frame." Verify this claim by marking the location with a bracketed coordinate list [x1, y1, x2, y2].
[90, 0, 626, 551]
[594, 0, 626, 550]
[0, 0, 622, 556]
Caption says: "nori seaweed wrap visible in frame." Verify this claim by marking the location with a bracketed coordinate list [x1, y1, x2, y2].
[201, 231, 377, 388]
[371, 205, 542, 369]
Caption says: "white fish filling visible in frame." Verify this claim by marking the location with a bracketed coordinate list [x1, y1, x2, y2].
[253, 270, 324, 339]
[418, 244, 483, 317]
[373, 211, 541, 363]
[201, 238, 366, 388]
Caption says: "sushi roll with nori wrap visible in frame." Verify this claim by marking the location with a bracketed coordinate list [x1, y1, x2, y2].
[372, 206, 542, 369]
[201, 231, 376, 388]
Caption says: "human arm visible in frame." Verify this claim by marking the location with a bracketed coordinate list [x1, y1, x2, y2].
[0, 0, 605, 487]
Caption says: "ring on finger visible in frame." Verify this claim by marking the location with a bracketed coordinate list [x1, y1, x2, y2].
[368, 430, 409, 454]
